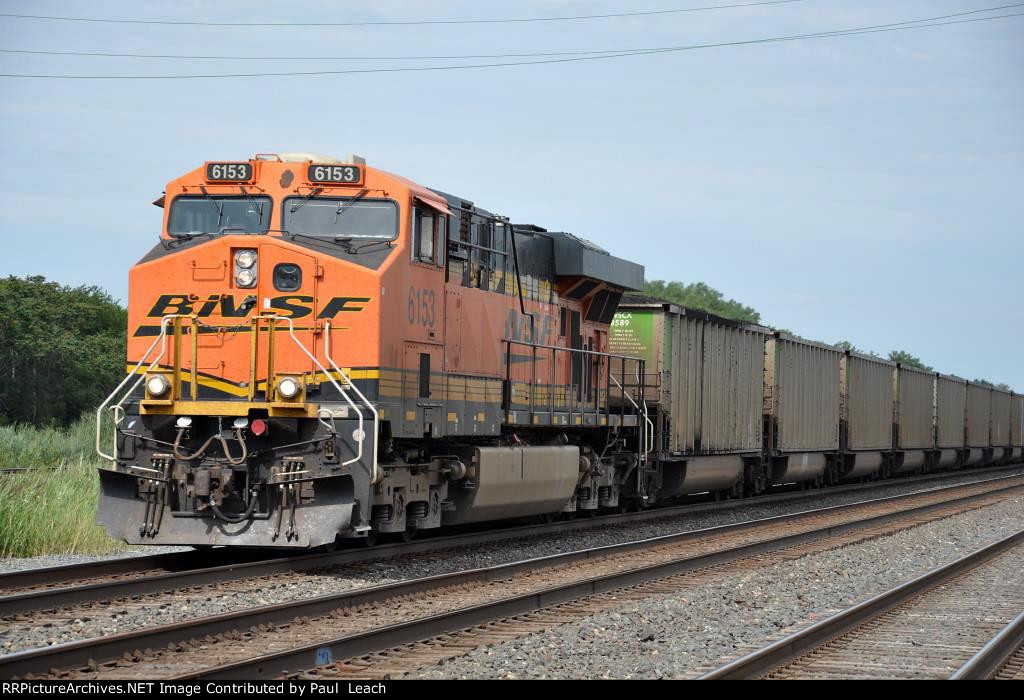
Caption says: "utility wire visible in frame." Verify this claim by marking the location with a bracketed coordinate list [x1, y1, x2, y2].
[0, 1, 806, 27]
[1, 10, 1020, 79]
[2, 3, 1021, 63]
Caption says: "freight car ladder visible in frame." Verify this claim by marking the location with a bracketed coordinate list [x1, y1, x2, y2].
[501, 339, 653, 463]
[609, 367, 654, 467]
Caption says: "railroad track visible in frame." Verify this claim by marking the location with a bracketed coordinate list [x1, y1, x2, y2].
[951, 611, 1024, 680]
[3, 463, 1020, 619]
[2, 471, 1020, 680]
[699, 529, 1024, 680]
[0, 467, 67, 476]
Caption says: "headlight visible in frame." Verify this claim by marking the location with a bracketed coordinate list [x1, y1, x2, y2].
[236, 268, 256, 287]
[146, 374, 171, 397]
[277, 377, 301, 399]
[235, 249, 257, 268]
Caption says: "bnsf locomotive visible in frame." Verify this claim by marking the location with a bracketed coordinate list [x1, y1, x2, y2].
[97, 153, 648, 548]
[96, 153, 1023, 549]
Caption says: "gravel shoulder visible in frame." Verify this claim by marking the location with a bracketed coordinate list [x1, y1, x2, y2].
[408, 493, 1024, 679]
[0, 469, 1020, 655]
[0, 546, 191, 575]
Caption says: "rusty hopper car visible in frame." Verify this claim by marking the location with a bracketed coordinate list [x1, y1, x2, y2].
[891, 364, 936, 474]
[964, 381, 992, 466]
[609, 301, 768, 499]
[990, 387, 1012, 463]
[839, 352, 895, 480]
[764, 334, 842, 486]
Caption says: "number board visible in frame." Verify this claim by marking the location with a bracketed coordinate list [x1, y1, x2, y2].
[205, 162, 254, 182]
[307, 164, 364, 185]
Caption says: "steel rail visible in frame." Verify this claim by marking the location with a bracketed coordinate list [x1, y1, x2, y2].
[950, 610, 1024, 680]
[1, 475, 1017, 679]
[1, 467, 1022, 618]
[698, 529, 1024, 679]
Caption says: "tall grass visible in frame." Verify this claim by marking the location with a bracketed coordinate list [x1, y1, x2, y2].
[0, 416, 125, 557]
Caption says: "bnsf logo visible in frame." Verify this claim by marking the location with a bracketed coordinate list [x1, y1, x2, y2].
[146, 294, 370, 319]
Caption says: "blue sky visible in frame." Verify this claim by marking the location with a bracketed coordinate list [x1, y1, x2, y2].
[0, 1, 1021, 388]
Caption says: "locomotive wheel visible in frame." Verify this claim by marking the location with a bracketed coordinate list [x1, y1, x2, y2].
[360, 531, 379, 548]
[620, 499, 642, 514]
[400, 527, 417, 543]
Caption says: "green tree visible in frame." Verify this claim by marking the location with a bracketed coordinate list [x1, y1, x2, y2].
[643, 280, 760, 323]
[0, 276, 127, 427]
[973, 379, 1012, 391]
[835, 340, 860, 352]
[835, 340, 881, 358]
[888, 350, 933, 371]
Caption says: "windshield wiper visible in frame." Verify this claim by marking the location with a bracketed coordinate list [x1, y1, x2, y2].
[289, 187, 323, 214]
[287, 231, 352, 248]
[333, 237, 392, 254]
[334, 188, 369, 223]
[164, 226, 248, 249]
[164, 231, 216, 249]
[238, 186, 267, 229]
[199, 185, 224, 228]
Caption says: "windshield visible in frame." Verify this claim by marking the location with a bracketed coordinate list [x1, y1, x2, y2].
[168, 195, 272, 236]
[283, 197, 398, 240]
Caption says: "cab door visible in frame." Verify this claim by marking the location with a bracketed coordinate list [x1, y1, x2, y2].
[402, 199, 448, 436]
[254, 242, 320, 392]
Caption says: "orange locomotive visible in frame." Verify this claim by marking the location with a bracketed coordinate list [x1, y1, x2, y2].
[96, 153, 648, 548]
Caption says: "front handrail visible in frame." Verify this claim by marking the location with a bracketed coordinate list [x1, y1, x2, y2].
[256, 315, 369, 475]
[96, 314, 191, 461]
[96, 314, 376, 480]
[324, 321, 380, 484]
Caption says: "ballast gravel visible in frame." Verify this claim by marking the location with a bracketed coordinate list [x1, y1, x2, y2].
[0, 468, 1021, 655]
[408, 494, 1024, 679]
[0, 546, 190, 574]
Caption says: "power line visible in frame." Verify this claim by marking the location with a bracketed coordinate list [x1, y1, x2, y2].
[2, 2, 1021, 63]
[0, 1, 807, 28]
[0, 46, 642, 61]
[1, 10, 1020, 80]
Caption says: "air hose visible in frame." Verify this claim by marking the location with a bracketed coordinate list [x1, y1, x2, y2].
[210, 488, 260, 523]
[173, 427, 249, 465]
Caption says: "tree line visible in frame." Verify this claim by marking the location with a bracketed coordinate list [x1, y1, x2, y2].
[0, 276, 126, 427]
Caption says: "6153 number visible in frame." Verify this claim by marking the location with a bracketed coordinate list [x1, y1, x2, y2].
[408, 287, 435, 328]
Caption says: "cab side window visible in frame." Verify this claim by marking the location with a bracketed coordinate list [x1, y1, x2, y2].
[413, 207, 443, 266]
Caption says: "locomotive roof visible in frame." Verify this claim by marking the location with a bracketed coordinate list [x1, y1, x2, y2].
[430, 188, 644, 291]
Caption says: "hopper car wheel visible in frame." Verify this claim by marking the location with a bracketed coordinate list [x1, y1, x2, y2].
[319, 537, 339, 553]
[360, 531, 379, 548]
